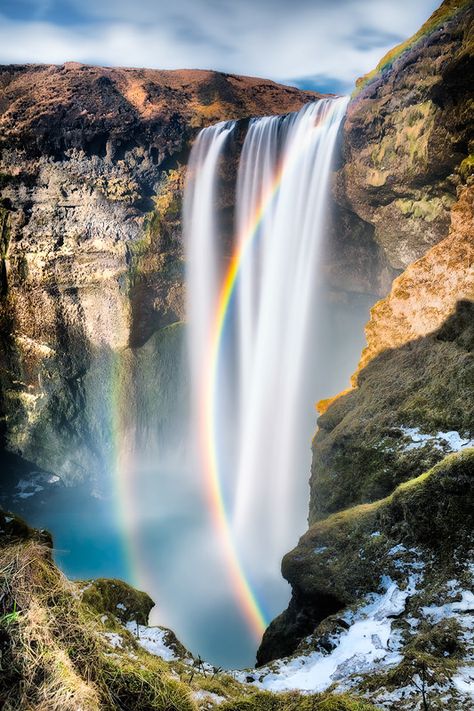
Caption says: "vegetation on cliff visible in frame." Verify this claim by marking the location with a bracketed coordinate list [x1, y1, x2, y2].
[310, 301, 473, 519]
[355, 0, 473, 93]
[0, 510, 378, 711]
[340, 0, 473, 269]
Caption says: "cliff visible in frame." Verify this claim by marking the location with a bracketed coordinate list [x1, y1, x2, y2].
[0, 65, 319, 484]
[338, 0, 473, 269]
[256, 1, 474, 706]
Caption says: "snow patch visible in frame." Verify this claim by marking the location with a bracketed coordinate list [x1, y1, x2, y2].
[193, 689, 226, 704]
[125, 621, 176, 661]
[14, 472, 62, 501]
[257, 578, 415, 693]
[15, 478, 44, 499]
[422, 590, 474, 623]
[103, 632, 123, 649]
[400, 426, 473, 452]
[452, 666, 474, 696]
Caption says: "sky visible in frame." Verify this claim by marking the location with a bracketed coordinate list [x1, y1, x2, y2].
[0, 0, 440, 93]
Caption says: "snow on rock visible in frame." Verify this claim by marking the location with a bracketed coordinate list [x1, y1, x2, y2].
[257, 578, 414, 693]
[452, 666, 474, 696]
[14, 473, 61, 500]
[193, 689, 226, 705]
[125, 621, 176, 661]
[15, 478, 44, 499]
[387, 545, 426, 572]
[422, 590, 474, 623]
[400, 426, 473, 452]
[103, 632, 124, 649]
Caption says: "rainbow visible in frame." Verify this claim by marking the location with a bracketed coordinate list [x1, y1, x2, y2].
[110, 351, 143, 589]
[198, 167, 286, 639]
[198, 114, 327, 639]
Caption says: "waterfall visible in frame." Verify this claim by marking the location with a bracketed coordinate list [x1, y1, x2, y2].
[184, 97, 348, 627]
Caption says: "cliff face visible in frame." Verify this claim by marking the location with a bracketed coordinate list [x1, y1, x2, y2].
[257, 2, 474, 707]
[309, 186, 474, 522]
[338, 0, 473, 269]
[0, 65, 319, 483]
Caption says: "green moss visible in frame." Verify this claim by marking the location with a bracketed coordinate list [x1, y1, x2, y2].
[353, 0, 472, 95]
[100, 657, 196, 711]
[0, 508, 51, 546]
[458, 154, 474, 182]
[126, 168, 185, 345]
[219, 691, 377, 710]
[396, 196, 452, 222]
[311, 302, 474, 520]
[284, 448, 474, 607]
[94, 176, 140, 203]
[80, 577, 154, 625]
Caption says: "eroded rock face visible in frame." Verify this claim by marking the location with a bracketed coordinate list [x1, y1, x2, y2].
[338, 0, 473, 269]
[0, 65, 318, 482]
[357, 185, 474, 374]
[308, 183, 474, 520]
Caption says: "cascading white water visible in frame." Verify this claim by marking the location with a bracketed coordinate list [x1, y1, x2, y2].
[184, 97, 348, 608]
[184, 120, 236, 406]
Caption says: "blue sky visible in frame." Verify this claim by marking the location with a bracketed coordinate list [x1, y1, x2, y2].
[0, 0, 440, 92]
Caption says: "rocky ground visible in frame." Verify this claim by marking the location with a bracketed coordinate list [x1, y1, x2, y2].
[0, 509, 378, 711]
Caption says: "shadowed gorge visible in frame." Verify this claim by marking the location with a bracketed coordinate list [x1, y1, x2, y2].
[0, 0, 473, 708]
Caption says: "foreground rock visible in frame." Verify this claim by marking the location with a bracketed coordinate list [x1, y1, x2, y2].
[0, 510, 377, 710]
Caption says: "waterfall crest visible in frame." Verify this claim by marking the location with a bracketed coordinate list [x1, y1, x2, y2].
[184, 97, 348, 622]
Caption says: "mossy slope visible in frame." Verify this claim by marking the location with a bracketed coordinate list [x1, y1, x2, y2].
[257, 448, 474, 688]
[0, 512, 378, 711]
[310, 300, 473, 521]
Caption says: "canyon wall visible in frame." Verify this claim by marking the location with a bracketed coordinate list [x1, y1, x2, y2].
[257, 1, 473, 706]
[0, 60, 394, 491]
[0, 67, 320, 485]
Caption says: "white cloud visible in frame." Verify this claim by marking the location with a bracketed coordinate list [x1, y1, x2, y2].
[0, 0, 440, 90]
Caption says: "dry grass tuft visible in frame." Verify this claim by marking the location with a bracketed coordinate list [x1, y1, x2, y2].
[0, 540, 103, 710]
[0, 534, 198, 710]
